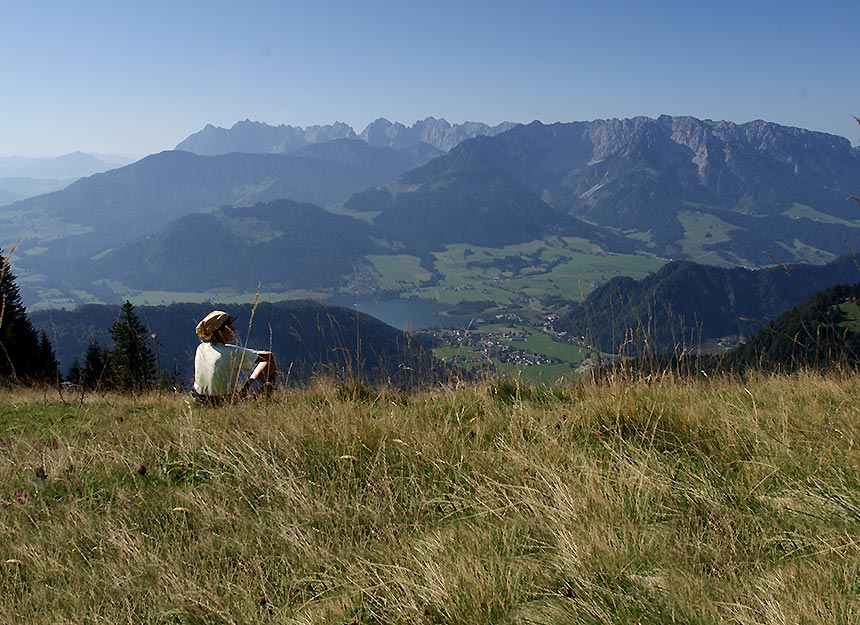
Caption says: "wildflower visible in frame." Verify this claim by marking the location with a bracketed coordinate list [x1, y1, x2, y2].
[137, 464, 147, 476]
[15, 491, 27, 502]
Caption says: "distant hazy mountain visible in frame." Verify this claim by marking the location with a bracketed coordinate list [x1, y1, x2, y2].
[0, 143, 434, 303]
[558, 254, 860, 353]
[0, 187, 20, 206]
[75, 199, 398, 292]
[0, 152, 133, 179]
[358, 117, 519, 151]
[0, 177, 74, 204]
[176, 120, 358, 155]
[350, 116, 860, 265]
[176, 117, 518, 155]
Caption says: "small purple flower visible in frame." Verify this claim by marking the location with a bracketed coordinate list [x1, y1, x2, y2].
[137, 464, 147, 476]
[15, 491, 27, 502]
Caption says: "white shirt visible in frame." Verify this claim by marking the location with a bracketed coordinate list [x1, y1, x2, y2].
[193, 341, 258, 396]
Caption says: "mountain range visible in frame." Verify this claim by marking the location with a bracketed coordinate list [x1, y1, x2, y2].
[0, 152, 135, 207]
[0, 142, 437, 288]
[0, 177, 74, 205]
[175, 117, 518, 155]
[413, 116, 860, 263]
[0, 152, 133, 179]
[2, 114, 859, 309]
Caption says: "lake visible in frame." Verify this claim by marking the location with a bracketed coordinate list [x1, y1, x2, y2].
[323, 295, 475, 331]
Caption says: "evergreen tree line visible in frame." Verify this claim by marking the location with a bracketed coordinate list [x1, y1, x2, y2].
[0, 248, 59, 385]
[1, 248, 159, 391]
[65, 300, 161, 392]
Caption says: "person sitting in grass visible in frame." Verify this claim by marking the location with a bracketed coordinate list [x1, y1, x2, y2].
[192, 310, 277, 406]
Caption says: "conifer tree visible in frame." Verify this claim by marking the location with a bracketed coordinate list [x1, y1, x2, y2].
[82, 339, 107, 390]
[106, 301, 157, 392]
[67, 359, 84, 385]
[35, 331, 60, 384]
[0, 247, 44, 384]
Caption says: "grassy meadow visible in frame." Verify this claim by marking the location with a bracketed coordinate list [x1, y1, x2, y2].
[2, 372, 860, 624]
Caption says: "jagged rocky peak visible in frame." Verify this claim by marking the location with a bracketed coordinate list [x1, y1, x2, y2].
[303, 121, 357, 144]
[176, 117, 521, 156]
[359, 118, 410, 148]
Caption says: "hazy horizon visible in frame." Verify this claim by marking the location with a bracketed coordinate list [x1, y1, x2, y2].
[2, 1, 858, 157]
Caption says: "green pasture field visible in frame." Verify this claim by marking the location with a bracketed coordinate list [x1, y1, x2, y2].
[783, 202, 860, 226]
[776, 239, 840, 265]
[323, 203, 378, 224]
[432, 345, 488, 370]
[366, 254, 432, 290]
[520, 331, 589, 362]
[838, 300, 860, 331]
[414, 240, 665, 307]
[677, 210, 737, 265]
[494, 359, 576, 383]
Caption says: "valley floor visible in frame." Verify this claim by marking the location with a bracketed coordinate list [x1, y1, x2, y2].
[1, 372, 859, 623]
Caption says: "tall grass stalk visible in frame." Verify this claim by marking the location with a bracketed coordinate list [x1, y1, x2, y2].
[1, 371, 859, 623]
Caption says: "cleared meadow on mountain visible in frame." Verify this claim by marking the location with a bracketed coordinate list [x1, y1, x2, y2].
[2, 371, 858, 623]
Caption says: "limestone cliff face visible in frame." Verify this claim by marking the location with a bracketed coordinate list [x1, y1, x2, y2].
[175, 120, 357, 155]
[177, 117, 519, 155]
[359, 117, 518, 151]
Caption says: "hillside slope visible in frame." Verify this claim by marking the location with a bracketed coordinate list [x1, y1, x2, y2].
[74, 199, 398, 292]
[1, 145, 432, 291]
[726, 282, 860, 371]
[559, 255, 860, 352]
[2, 374, 858, 623]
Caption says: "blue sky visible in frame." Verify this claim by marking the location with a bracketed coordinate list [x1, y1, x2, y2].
[1, 0, 858, 157]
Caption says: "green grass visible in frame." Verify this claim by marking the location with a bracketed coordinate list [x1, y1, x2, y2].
[366, 254, 432, 290]
[519, 331, 588, 361]
[411, 240, 665, 307]
[783, 203, 860, 227]
[2, 373, 859, 623]
[776, 239, 840, 265]
[493, 360, 575, 383]
[838, 300, 860, 331]
[677, 210, 737, 265]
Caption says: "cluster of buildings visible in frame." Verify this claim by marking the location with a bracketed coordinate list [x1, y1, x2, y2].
[429, 327, 561, 368]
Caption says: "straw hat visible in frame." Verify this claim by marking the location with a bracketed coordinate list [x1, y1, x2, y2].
[195, 310, 235, 340]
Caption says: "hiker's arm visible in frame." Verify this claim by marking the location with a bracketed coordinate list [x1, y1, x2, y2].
[224, 343, 273, 362]
[250, 351, 276, 382]
[254, 350, 274, 362]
